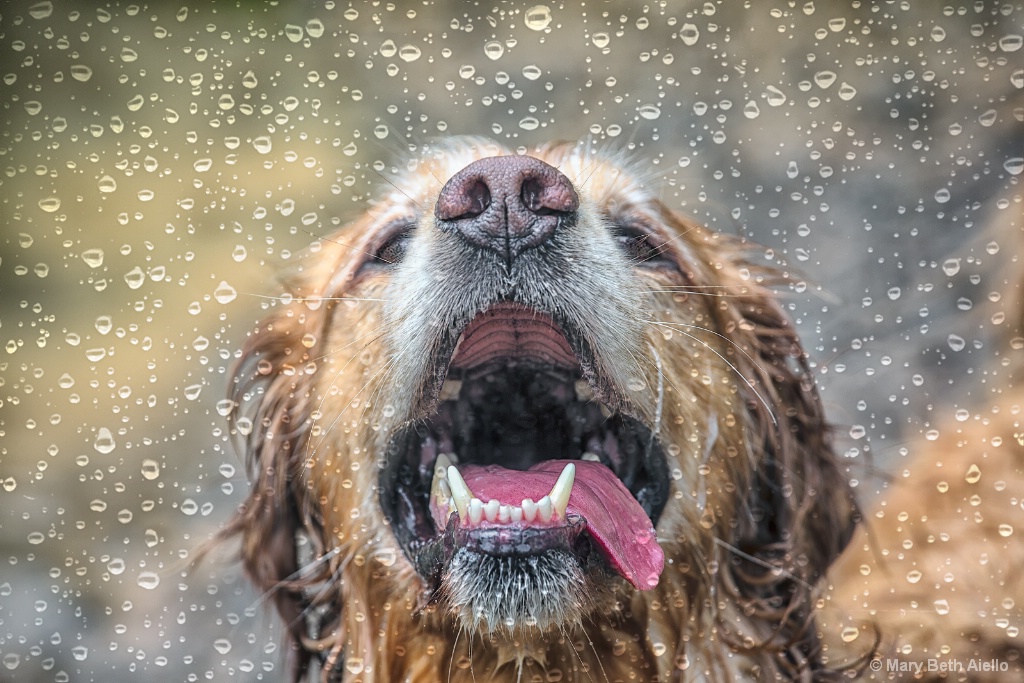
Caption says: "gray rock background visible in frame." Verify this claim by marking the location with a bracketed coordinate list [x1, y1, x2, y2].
[1, 1, 1021, 680]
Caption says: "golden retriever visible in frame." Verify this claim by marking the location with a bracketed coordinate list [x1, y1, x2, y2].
[222, 138, 858, 682]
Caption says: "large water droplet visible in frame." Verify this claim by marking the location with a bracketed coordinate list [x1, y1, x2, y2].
[82, 248, 104, 268]
[524, 5, 552, 31]
[214, 281, 237, 304]
[137, 572, 160, 590]
[679, 23, 699, 46]
[94, 428, 116, 454]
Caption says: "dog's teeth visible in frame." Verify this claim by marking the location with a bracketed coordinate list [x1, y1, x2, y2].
[434, 453, 453, 479]
[537, 495, 553, 523]
[447, 466, 474, 524]
[468, 498, 484, 525]
[581, 452, 601, 462]
[521, 498, 537, 523]
[548, 462, 575, 519]
[574, 379, 594, 402]
[510, 506, 523, 523]
[430, 457, 453, 516]
[484, 499, 500, 523]
[439, 380, 462, 402]
[498, 505, 511, 523]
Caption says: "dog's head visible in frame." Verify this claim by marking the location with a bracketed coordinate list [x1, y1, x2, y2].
[225, 138, 856, 680]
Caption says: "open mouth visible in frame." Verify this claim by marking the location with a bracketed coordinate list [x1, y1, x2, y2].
[379, 302, 669, 599]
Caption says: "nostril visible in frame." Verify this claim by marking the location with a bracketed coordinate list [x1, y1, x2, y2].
[465, 180, 491, 218]
[521, 175, 578, 216]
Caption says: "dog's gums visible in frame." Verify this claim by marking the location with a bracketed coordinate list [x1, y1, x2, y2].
[223, 138, 858, 682]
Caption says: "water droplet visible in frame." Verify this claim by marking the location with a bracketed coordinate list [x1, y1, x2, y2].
[887, 287, 902, 301]
[184, 384, 203, 401]
[82, 248, 104, 267]
[94, 428, 116, 454]
[137, 572, 160, 590]
[398, 44, 421, 62]
[998, 524, 1014, 537]
[522, 65, 542, 80]
[3, 653, 20, 670]
[284, 24, 304, 43]
[98, 175, 117, 193]
[743, 100, 761, 119]
[181, 499, 199, 516]
[70, 64, 92, 82]
[827, 17, 846, 31]
[145, 529, 159, 548]
[2, 478, 15, 492]
[518, 116, 539, 130]
[591, 32, 610, 48]
[214, 281, 237, 304]
[71, 646, 88, 661]
[306, 19, 325, 38]
[765, 85, 787, 106]
[1004, 157, 1023, 176]
[934, 188, 950, 203]
[813, 70, 837, 88]
[930, 26, 946, 42]
[242, 70, 258, 88]
[837, 82, 857, 100]
[998, 34, 1022, 52]
[840, 627, 860, 642]
[38, 197, 61, 212]
[213, 639, 231, 655]
[942, 258, 961, 276]
[231, 245, 247, 262]
[253, 136, 272, 154]
[141, 459, 160, 480]
[484, 41, 504, 60]
[524, 5, 552, 31]
[679, 23, 700, 46]
[638, 104, 661, 120]
[106, 557, 125, 575]
[947, 334, 966, 352]
[124, 266, 145, 289]
[28, 1, 53, 19]
[965, 464, 981, 484]
[646, 572, 660, 588]
[117, 509, 133, 524]
[934, 599, 950, 615]
[786, 161, 799, 179]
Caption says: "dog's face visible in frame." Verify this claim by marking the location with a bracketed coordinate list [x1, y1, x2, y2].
[228, 138, 856, 681]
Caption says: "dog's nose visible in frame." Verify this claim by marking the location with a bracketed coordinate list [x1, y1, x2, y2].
[434, 155, 579, 264]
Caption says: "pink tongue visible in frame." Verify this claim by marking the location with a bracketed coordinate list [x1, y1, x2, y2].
[456, 460, 664, 590]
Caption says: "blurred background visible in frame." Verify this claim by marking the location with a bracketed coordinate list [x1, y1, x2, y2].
[1, 1, 1021, 680]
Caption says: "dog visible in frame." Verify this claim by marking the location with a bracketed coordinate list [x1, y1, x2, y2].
[221, 138, 858, 682]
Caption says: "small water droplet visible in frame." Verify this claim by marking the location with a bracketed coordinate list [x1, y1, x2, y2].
[124, 266, 145, 289]
[518, 116, 539, 130]
[253, 136, 272, 154]
[679, 23, 700, 46]
[2, 478, 16, 492]
[930, 26, 946, 42]
[837, 82, 857, 100]
[213, 639, 232, 655]
[1004, 157, 1023, 176]
[214, 281, 237, 304]
[70, 64, 93, 82]
[887, 287, 901, 301]
[398, 44, 421, 62]
[934, 599, 950, 615]
[82, 248, 104, 268]
[483, 41, 504, 60]
[71, 646, 88, 661]
[524, 5, 552, 31]
[638, 104, 661, 120]
[522, 65, 542, 80]
[743, 100, 761, 119]
[813, 70, 837, 88]
[137, 571, 160, 590]
[947, 334, 966, 352]
[28, 1, 53, 19]
[840, 627, 860, 643]
[38, 197, 61, 212]
[141, 459, 160, 480]
[106, 557, 125, 575]
[998, 524, 1013, 537]
[94, 428, 116, 454]
[765, 85, 787, 107]
[998, 34, 1022, 52]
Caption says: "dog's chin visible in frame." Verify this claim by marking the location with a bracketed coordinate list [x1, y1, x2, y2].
[378, 302, 670, 633]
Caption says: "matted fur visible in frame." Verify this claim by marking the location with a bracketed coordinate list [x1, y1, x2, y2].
[220, 138, 858, 681]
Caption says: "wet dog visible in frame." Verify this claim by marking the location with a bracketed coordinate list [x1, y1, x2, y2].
[223, 138, 857, 681]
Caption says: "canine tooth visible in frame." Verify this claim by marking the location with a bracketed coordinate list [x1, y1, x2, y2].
[484, 499, 500, 522]
[521, 498, 537, 523]
[498, 505, 511, 523]
[537, 495, 554, 523]
[434, 453, 453, 479]
[468, 498, 484, 525]
[574, 379, 595, 402]
[548, 462, 575, 519]
[439, 379, 462, 402]
[447, 466, 474, 524]
[510, 506, 523, 523]
[581, 452, 601, 462]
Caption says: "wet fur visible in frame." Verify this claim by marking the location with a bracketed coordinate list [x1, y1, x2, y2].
[221, 138, 858, 681]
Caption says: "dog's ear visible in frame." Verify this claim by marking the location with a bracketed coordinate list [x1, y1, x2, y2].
[219, 259, 347, 680]
[713, 235, 858, 642]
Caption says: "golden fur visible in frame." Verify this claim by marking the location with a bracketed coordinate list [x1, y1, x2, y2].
[222, 139, 858, 682]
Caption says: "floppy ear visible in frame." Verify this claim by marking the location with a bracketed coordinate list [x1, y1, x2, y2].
[219, 263, 349, 681]
[710, 234, 859, 657]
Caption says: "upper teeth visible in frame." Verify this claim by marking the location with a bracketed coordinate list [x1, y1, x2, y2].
[430, 460, 576, 528]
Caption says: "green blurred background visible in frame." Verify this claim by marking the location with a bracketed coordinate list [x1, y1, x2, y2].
[1, 1, 1021, 680]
